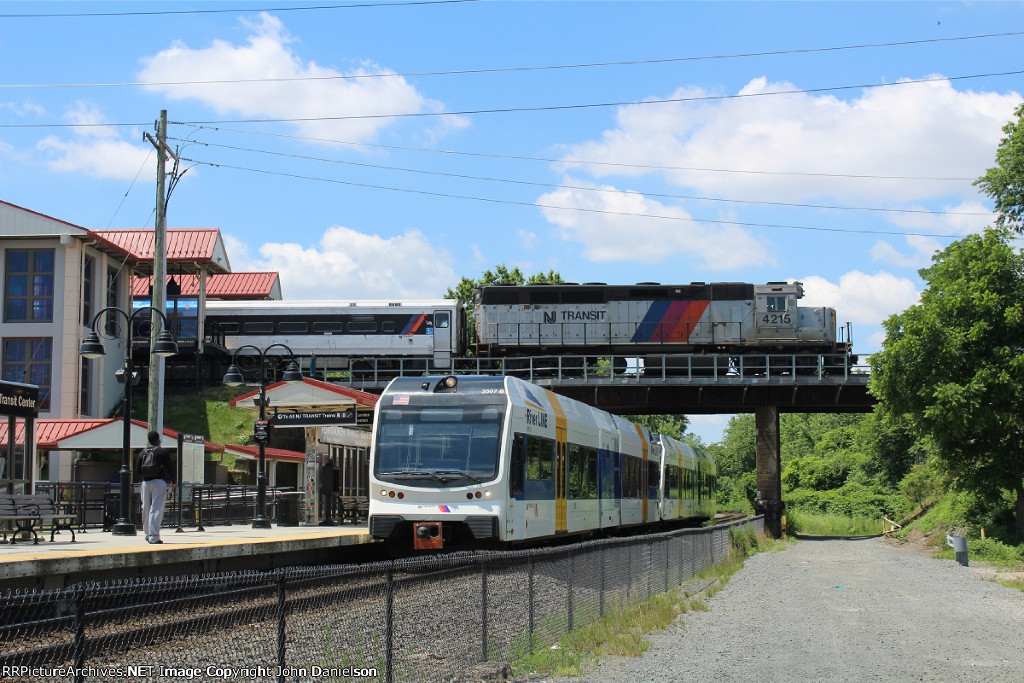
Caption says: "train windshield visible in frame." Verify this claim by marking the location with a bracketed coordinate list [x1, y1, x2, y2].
[375, 405, 503, 485]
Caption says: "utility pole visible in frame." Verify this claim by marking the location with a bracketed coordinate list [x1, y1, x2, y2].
[144, 110, 178, 434]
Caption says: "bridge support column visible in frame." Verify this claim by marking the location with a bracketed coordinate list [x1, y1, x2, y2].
[755, 406, 784, 538]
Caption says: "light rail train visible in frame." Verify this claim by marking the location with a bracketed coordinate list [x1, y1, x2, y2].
[367, 375, 715, 551]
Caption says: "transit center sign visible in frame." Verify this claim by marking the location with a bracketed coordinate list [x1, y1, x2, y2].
[272, 409, 372, 427]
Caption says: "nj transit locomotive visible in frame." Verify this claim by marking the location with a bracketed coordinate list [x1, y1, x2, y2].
[368, 375, 715, 551]
[473, 281, 854, 372]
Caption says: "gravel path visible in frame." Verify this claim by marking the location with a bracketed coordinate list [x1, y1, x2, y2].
[540, 537, 1024, 682]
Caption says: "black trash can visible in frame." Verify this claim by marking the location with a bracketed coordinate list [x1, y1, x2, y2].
[276, 494, 300, 526]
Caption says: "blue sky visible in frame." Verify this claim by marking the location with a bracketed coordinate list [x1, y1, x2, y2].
[2, 1, 1022, 442]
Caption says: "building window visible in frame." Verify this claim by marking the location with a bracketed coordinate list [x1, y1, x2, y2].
[4, 249, 55, 322]
[79, 357, 92, 417]
[3, 338, 52, 411]
[82, 255, 95, 326]
[105, 266, 121, 336]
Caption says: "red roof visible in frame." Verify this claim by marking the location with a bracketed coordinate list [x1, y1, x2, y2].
[229, 377, 380, 408]
[132, 272, 281, 299]
[0, 418, 224, 452]
[93, 228, 230, 273]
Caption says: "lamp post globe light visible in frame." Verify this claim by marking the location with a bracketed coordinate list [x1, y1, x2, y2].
[79, 306, 178, 536]
[222, 344, 303, 529]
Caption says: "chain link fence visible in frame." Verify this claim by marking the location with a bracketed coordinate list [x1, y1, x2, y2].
[0, 516, 762, 683]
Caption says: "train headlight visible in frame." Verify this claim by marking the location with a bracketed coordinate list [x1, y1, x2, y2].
[484, 490, 492, 498]
[380, 489, 388, 497]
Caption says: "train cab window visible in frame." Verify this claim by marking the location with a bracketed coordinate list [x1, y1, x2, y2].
[766, 296, 787, 312]
[243, 322, 274, 334]
[279, 322, 308, 333]
[313, 322, 343, 333]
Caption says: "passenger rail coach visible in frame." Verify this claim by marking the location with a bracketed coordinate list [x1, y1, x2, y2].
[368, 375, 715, 551]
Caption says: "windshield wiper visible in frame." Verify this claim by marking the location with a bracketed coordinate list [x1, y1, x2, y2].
[379, 470, 449, 483]
[433, 470, 484, 485]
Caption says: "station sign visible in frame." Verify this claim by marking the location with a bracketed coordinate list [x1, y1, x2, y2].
[253, 419, 270, 443]
[0, 379, 39, 418]
[271, 409, 372, 427]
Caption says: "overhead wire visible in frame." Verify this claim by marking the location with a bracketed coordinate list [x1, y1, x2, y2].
[171, 136, 994, 217]
[4, 29, 1022, 89]
[177, 154, 965, 239]
[183, 124, 979, 182]
[0, 0, 481, 19]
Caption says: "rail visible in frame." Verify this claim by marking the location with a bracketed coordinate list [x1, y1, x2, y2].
[0, 516, 764, 683]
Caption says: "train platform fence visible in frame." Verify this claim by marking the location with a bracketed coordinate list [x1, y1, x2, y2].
[33, 481, 321, 532]
[0, 515, 763, 683]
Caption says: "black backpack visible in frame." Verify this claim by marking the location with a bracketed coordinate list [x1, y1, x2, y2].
[140, 447, 161, 479]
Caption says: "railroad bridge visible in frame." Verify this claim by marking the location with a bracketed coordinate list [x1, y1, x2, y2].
[329, 351, 874, 538]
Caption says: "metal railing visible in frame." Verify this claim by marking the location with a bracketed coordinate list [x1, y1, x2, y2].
[0, 516, 764, 683]
[34, 482, 307, 531]
[329, 351, 870, 388]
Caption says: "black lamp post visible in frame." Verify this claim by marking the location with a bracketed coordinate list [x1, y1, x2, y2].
[80, 306, 178, 536]
[222, 344, 303, 529]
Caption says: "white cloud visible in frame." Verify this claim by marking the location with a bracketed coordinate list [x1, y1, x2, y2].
[34, 102, 150, 179]
[801, 271, 920, 326]
[559, 77, 1021, 205]
[518, 229, 538, 250]
[225, 224, 456, 299]
[138, 13, 465, 142]
[537, 178, 773, 268]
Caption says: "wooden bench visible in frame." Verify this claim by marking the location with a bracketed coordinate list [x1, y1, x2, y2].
[11, 493, 78, 542]
[0, 497, 40, 544]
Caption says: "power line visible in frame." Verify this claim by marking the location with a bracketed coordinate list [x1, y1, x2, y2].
[0, 0, 480, 19]
[186, 124, 979, 182]
[5, 29, 1022, 89]
[173, 70, 1024, 125]
[5, 68, 1019, 132]
[174, 136, 993, 217]
[178, 155, 963, 238]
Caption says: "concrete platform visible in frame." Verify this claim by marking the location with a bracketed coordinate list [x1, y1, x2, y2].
[0, 522, 382, 592]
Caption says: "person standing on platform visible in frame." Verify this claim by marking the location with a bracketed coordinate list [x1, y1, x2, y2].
[135, 430, 175, 544]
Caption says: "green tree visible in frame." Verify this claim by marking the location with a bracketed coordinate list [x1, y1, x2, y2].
[629, 413, 689, 440]
[445, 265, 562, 354]
[974, 103, 1024, 233]
[870, 227, 1024, 540]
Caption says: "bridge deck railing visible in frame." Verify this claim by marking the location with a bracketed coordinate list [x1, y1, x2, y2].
[325, 352, 870, 388]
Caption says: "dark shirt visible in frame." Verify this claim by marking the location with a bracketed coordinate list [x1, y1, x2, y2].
[135, 446, 176, 483]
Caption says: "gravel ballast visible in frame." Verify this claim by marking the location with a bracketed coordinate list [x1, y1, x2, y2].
[541, 537, 1024, 682]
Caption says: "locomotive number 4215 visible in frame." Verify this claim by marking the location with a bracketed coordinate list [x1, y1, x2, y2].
[762, 313, 792, 325]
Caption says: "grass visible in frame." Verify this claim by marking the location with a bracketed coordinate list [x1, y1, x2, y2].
[512, 528, 782, 678]
[162, 386, 255, 470]
[785, 511, 882, 537]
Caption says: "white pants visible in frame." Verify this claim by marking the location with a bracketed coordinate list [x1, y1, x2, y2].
[141, 479, 168, 541]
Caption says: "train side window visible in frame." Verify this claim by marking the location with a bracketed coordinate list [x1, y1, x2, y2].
[435, 312, 450, 329]
[313, 322, 343, 333]
[348, 321, 378, 333]
[510, 434, 525, 496]
[279, 321, 308, 333]
[568, 443, 583, 498]
[219, 321, 239, 334]
[525, 436, 553, 480]
[243, 322, 273, 334]
[382, 321, 395, 333]
[587, 449, 598, 499]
